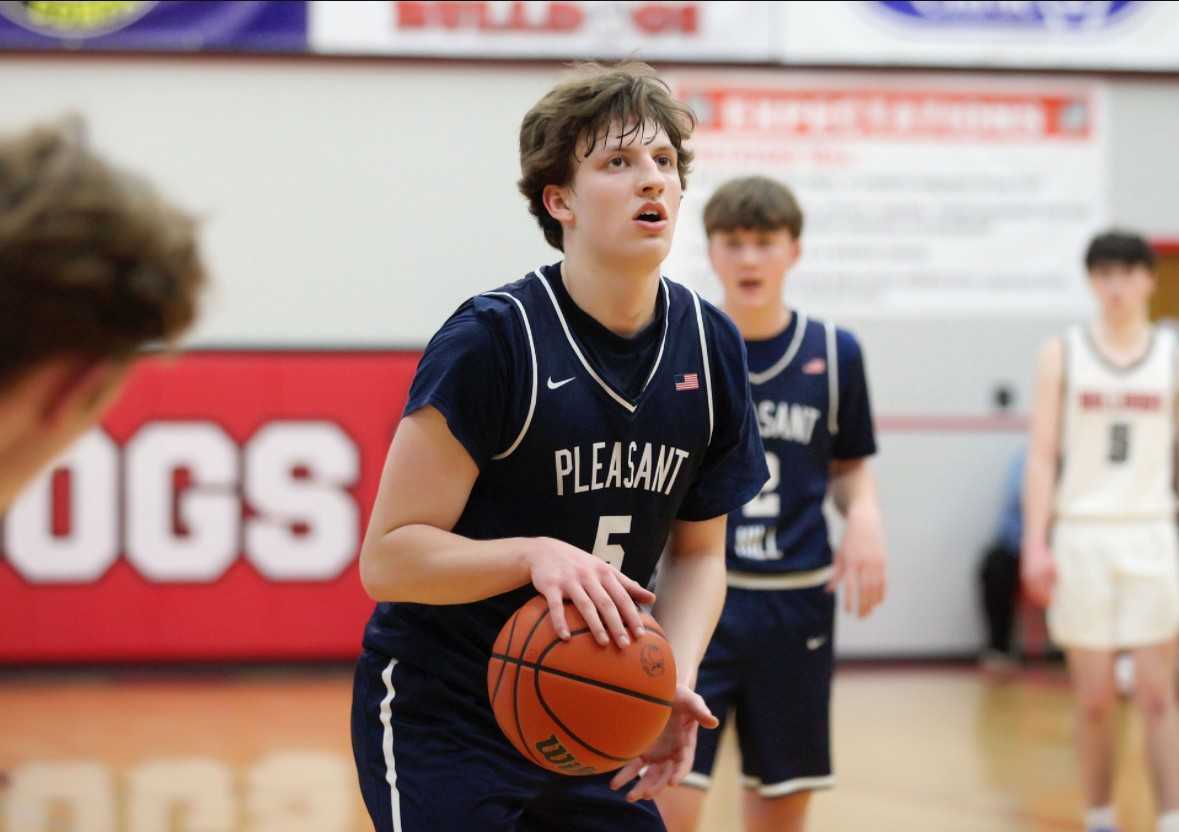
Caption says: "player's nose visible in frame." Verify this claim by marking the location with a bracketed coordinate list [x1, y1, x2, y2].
[634, 156, 665, 196]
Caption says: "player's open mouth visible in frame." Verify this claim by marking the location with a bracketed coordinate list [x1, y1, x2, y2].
[633, 203, 668, 231]
[738, 279, 761, 290]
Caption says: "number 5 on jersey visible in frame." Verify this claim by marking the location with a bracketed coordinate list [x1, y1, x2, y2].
[592, 515, 631, 568]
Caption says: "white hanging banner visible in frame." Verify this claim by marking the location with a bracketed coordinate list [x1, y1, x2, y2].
[665, 73, 1108, 317]
[311, 1, 776, 61]
[779, 2, 1179, 71]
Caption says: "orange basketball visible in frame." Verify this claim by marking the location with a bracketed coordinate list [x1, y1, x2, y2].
[487, 594, 676, 776]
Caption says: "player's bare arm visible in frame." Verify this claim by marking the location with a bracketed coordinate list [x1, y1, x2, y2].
[827, 458, 887, 617]
[610, 513, 727, 801]
[1021, 336, 1064, 608]
[359, 405, 654, 647]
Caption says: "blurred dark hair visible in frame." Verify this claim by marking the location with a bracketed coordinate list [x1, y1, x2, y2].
[1085, 229, 1156, 271]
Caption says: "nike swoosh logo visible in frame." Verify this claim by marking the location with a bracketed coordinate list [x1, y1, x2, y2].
[547, 376, 575, 390]
[806, 636, 827, 651]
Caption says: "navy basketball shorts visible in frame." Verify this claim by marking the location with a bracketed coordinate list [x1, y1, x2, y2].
[351, 648, 666, 831]
[686, 584, 835, 798]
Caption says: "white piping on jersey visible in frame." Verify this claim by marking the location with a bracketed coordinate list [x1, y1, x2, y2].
[725, 565, 834, 590]
[742, 774, 836, 797]
[690, 289, 715, 445]
[825, 320, 839, 436]
[483, 291, 538, 461]
[535, 269, 672, 414]
[748, 310, 808, 386]
[1080, 322, 1160, 375]
[643, 279, 672, 391]
[379, 658, 404, 832]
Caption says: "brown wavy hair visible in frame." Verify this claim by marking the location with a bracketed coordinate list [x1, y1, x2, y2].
[0, 117, 207, 387]
[518, 62, 696, 251]
[703, 176, 805, 239]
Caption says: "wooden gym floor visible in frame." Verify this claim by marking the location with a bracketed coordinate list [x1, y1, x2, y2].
[0, 663, 1158, 831]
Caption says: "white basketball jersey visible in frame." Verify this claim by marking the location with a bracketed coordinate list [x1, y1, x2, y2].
[1056, 325, 1177, 521]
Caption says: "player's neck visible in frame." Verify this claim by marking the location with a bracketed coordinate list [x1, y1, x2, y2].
[559, 255, 661, 338]
[723, 301, 792, 341]
[1095, 309, 1151, 354]
[0, 384, 53, 511]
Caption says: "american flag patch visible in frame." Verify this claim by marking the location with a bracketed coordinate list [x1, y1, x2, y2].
[802, 357, 826, 375]
[674, 373, 699, 391]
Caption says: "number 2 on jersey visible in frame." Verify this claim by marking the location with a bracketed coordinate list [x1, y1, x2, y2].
[592, 515, 631, 568]
[743, 452, 780, 518]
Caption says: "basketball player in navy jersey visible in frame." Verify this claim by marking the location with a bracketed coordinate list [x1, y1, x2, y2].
[1023, 231, 1179, 832]
[350, 63, 769, 831]
[657, 176, 887, 832]
[0, 118, 205, 512]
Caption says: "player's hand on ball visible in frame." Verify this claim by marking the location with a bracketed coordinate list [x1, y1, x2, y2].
[609, 683, 718, 802]
[1021, 543, 1056, 608]
[526, 537, 656, 649]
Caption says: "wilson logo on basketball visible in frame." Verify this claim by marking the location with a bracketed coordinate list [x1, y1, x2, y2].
[535, 735, 596, 776]
[640, 644, 666, 677]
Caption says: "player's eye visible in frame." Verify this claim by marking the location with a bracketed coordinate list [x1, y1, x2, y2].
[608, 156, 627, 168]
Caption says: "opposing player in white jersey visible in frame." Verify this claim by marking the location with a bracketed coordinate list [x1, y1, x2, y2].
[1023, 230, 1179, 832]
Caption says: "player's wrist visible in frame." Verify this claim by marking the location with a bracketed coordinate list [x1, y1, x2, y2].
[515, 536, 548, 579]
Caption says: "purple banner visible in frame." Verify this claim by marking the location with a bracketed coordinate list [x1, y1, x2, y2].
[0, 1, 307, 52]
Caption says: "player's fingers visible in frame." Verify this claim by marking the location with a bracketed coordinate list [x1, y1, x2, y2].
[542, 588, 571, 640]
[843, 570, 857, 614]
[670, 743, 697, 786]
[684, 689, 718, 729]
[586, 579, 630, 648]
[610, 758, 645, 791]
[567, 584, 609, 646]
[858, 566, 881, 617]
[617, 571, 657, 606]
[603, 571, 646, 640]
[825, 553, 846, 592]
[628, 761, 673, 802]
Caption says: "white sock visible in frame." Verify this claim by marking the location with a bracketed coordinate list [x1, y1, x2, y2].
[1158, 810, 1179, 832]
[1085, 805, 1115, 831]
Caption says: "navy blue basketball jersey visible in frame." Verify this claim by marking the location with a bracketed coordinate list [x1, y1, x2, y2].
[362, 263, 768, 703]
[726, 310, 876, 577]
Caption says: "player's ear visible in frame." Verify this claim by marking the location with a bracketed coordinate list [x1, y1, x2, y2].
[543, 184, 574, 225]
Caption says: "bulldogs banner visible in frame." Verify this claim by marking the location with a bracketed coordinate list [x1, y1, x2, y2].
[0, 350, 417, 662]
[310, 1, 776, 61]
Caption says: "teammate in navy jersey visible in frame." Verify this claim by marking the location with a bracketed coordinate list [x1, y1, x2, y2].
[657, 176, 888, 832]
[351, 63, 769, 832]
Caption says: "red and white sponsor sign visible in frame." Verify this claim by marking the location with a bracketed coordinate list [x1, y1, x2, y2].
[689, 88, 1093, 141]
[665, 74, 1108, 317]
[0, 351, 420, 663]
[310, 1, 775, 61]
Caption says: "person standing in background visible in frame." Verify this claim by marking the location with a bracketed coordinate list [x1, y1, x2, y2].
[1023, 230, 1179, 832]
